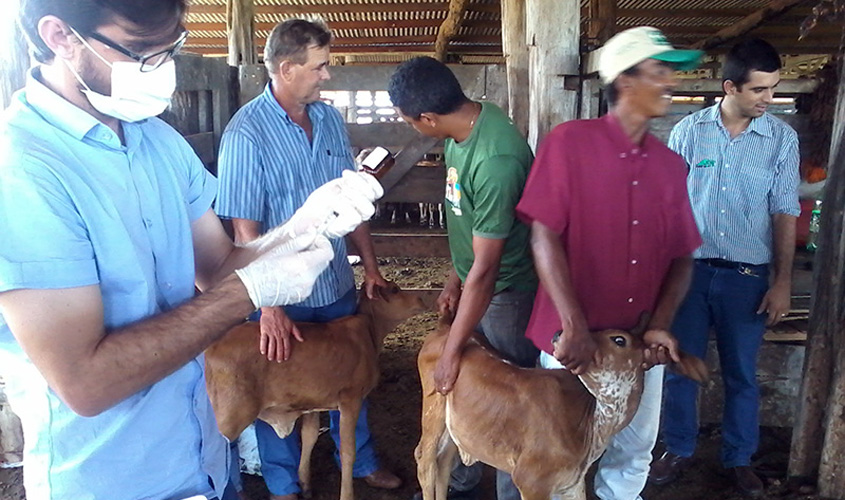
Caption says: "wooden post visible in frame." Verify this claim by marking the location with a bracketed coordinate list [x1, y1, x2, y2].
[1, 5, 29, 109]
[501, 0, 530, 137]
[434, 0, 470, 62]
[526, 0, 581, 149]
[226, 0, 256, 66]
[587, 0, 616, 46]
[788, 52, 845, 499]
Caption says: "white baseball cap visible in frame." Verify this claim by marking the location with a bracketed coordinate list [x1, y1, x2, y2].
[598, 27, 702, 84]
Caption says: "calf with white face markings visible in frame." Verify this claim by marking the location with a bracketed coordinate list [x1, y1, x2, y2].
[415, 314, 708, 500]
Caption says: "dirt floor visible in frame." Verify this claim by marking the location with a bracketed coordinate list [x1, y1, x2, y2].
[0, 255, 826, 500]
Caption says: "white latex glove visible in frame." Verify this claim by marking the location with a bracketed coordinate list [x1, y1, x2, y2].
[285, 170, 383, 239]
[234, 234, 333, 309]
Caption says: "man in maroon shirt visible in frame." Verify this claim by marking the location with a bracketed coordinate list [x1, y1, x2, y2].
[516, 27, 702, 500]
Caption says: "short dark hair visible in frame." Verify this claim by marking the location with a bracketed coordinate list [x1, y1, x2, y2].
[723, 38, 781, 89]
[604, 65, 641, 107]
[264, 19, 332, 73]
[19, 0, 187, 64]
[388, 56, 468, 119]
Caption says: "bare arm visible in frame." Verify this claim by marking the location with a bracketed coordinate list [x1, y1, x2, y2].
[435, 236, 504, 393]
[757, 213, 796, 325]
[230, 217, 303, 362]
[642, 255, 694, 365]
[531, 220, 596, 374]
[0, 276, 254, 417]
[347, 222, 387, 298]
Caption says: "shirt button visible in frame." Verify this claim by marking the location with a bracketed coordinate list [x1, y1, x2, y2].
[725, 164, 731, 168]
[632, 148, 640, 155]
[721, 209, 726, 213]
[619, 153, 627, 158]
[164, 282, 172, 289]
[642, 153, 648, 158]
[627, 298, 634, 303]
[632, 220, 640, 225]
[144, 218, 152, 227]
[632, 180, 639, 186]
[720, 232, 725, 236]
[631, 259, 638, 264]
[722, 186, 727, 191]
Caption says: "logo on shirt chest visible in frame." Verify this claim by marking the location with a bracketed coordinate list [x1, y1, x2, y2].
[445, 167, 462, 216]
[695, 159, 716, 168]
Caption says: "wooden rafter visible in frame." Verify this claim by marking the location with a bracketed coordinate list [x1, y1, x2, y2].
[434, 0, 471, 61]
[189, 2, 500, 15]
[691, 0, 811, 50]
[188, 19, 499, 32]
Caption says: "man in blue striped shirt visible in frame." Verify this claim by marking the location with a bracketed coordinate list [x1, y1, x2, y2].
[651, 39, 800, 497]
[216, 19, 399, 500]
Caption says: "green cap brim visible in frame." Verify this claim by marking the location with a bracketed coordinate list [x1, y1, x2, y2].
[652, 49, 703, 71]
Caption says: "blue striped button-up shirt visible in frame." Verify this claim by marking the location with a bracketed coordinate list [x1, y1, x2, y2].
[668, 104, 800, 265]
[216, 83, 356, 307]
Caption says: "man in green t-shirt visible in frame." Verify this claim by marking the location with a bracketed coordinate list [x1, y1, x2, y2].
[389, 56, 538, 500]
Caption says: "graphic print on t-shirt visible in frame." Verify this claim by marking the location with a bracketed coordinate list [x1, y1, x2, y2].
[446, 167, 462, 216]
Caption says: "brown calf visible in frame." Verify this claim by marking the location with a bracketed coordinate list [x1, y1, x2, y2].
[415, 315, 708, 500]
[206, 283, 427, 500]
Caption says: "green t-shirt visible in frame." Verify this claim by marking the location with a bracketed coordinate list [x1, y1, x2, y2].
[443, 102, 537, 292]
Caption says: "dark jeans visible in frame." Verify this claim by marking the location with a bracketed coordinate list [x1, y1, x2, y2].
[662, 260, 769, 468]
[450, 288, 539, 500]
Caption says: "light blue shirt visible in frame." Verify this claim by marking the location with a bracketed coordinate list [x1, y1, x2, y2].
[216, 83, 356, 307]
[668, 104, 800, 265]
[0, 68, 227, 500]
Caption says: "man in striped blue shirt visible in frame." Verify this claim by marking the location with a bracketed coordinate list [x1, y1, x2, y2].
[216, 19, 399, 500]
[651, 39, 800, 497]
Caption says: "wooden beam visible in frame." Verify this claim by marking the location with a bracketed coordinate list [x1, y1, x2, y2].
[501, 0, 530, 137]
[188, 2, 500, 15]
[691, 0, 811, 51]
[617, 8, 754, 18]
[380, 135, 441, 193]
[348, 233, 450, 258]
[186, 41, 503, 55]
[226, 0, 256, 66]
[434, 0, 471, 61]
[188, 19, 500, 32]
[588, 0, 616, 45]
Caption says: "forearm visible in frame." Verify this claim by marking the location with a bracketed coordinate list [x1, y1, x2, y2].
[771, 213, 797, 286]
[444, 265, 497, 354]
[347, 222, 379, 271]
[69, 275, 254, 415]
[530, 221, 587, 331]
[648, 255, 693, 331]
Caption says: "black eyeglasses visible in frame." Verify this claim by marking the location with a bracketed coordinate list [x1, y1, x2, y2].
[84, 29, 188, 72]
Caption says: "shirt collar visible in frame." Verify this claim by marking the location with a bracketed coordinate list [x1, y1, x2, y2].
[601, 112, 660, 155]
[704, 102, 773, 138]
[24, 66, 102, 141]
[261, 82, 325, 125]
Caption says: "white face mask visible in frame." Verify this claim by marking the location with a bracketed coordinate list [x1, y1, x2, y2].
[65, 29, 176, 122]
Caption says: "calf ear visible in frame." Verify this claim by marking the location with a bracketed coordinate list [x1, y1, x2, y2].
[671, 352, 709, 383]
[630, 311, 652, 337]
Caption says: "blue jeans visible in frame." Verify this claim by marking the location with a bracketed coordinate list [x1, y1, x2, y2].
[662, 260, 769, 468]
[235, 288, 381, 496]
[450, 288, 539, 500]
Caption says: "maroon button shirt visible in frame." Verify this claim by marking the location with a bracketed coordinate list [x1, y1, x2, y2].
[516, 113, 701, 354]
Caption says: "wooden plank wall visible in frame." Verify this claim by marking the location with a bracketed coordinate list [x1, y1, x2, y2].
[163, 54, 237, 174]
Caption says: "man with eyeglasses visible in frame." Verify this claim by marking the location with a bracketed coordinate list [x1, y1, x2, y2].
[0, 2, 382, 500]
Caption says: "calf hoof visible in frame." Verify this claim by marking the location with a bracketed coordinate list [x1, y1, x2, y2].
[363, 468, 402, 489]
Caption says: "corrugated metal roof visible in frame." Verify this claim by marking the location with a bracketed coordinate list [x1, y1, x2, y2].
[183, 0, 842, 63]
